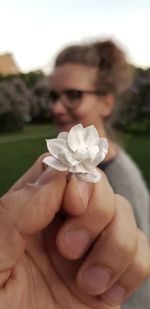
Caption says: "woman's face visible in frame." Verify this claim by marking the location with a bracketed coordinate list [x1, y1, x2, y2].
[50, 63, 111, 132]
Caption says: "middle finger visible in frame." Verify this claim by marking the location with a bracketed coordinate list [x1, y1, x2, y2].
[77, 195, 138, 296]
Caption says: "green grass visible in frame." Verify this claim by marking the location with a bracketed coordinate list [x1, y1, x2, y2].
[0, 123, 56, 142]
[0, 124, 149, 196]
[0, 124, 57, 195]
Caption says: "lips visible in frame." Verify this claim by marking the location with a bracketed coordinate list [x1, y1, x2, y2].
[54, 116, 71, 124]
[55, 119, 74, 131]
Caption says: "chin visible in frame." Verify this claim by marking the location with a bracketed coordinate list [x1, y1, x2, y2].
[56, 121, 74, 132]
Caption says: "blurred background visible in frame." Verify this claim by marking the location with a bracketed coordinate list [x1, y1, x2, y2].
[0, 0, 150, 195]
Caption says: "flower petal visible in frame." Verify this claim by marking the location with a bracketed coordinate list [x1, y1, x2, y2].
[99, 138, 108, 155]
[76, 169, 101, 183]
[83, 150, 106, 171]
[58, 150, 78, 166]
[46, 138, 69, 159]
[83, 138, 108, 170]
[57, 131, 68, 140]
[69, 163, 88, 173]
[83, 125, 99, 148]
[87, 146, 99, 161]
[43, 156, 68, 171]
[67, 124, 85, 152]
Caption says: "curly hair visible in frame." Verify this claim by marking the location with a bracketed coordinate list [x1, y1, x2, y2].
[54, 39, 133, 95]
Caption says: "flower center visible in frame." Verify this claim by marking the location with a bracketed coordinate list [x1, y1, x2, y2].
[74, 146, 89, 161]
[74, 145, 99, 162]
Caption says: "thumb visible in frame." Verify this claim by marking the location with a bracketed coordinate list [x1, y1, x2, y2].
[62, 175, 93, 216]
[1, 169, 67, 236]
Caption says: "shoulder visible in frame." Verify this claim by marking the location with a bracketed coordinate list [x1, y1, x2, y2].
[100, 148, 150, 236]
[102, 147, 148, 193]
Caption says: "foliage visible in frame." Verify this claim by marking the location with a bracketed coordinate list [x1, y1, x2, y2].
[18, 71, 45, 88]
[0, 71, 51, 131]
[114, 67, 150, 133]
[0, 70, 44, 88]
[0, 79, 31, 131]
[30, 77, 51, 122]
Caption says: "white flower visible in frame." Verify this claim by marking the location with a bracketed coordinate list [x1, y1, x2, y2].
[43, 124, 108, 183]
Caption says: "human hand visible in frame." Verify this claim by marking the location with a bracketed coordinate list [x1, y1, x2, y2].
[0, 154, 149, 309]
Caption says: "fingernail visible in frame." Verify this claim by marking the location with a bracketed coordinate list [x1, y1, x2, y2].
[102, 284, 126, 305]
[80, 265, 112, 295]
[36, 167, 57, 185]
[63, 229, 91, 259]
[76, 180, 92, 208]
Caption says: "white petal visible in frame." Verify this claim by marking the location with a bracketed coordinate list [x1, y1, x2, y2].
[76, 169, 101, 183]
[83, 125, 99, 148]
[99, 138, 108, 155]
[67, 124, 85, 152]
[42, 156, 68, 171]
[87, 146, 99, 161]
[69, 163, 88, 173]
[83, 137, 108, 170]
[57, 131, 68, 140]
[83, 150, 106, 170]
[58, 150, 78, 166]
[46, 138, 69, 159]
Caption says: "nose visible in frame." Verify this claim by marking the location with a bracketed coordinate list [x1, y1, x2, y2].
[50, 99, 67, 115]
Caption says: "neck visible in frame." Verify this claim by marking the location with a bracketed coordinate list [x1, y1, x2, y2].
[95, 123, 118, 162]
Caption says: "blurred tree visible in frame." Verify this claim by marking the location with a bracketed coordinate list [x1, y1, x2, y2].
[19, 70, 44, 88]
[30, 77, 51, 123]
[0, 70, 44, 88]
[113, 67, 150, 133]
[0, 79, 31, 132]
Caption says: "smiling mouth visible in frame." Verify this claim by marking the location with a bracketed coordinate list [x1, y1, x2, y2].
[55, 119, 74, 130]
[57, 120, 69, 124]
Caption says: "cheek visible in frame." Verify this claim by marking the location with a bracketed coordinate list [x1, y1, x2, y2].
[77, 102, 99, 119]
[69, 107, 88, 122]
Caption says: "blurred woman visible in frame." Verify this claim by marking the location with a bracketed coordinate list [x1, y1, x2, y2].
[49, 39, 150, 308]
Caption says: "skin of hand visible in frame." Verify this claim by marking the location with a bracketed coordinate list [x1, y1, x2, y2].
[0, 154, 149, 309]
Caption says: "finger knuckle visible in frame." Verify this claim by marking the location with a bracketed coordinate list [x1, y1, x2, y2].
[115, 194, 133, 215]
[117, 236, 137, 259]
[95, 198, 115, 227]
[137, 230, 150, 277]
[135, 259, 150, 280]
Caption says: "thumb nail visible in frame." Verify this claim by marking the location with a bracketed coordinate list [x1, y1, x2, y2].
[35, 167, 57, 185]
[76, 180, 92, 209]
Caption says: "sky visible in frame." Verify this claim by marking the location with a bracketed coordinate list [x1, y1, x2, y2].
[0, 0, 150, 73]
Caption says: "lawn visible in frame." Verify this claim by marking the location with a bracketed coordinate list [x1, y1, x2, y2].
[0, 124, 56, 195]
[0, 124, 149, 196]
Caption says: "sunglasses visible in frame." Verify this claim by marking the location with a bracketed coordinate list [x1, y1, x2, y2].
[48, 88, 106, 109]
